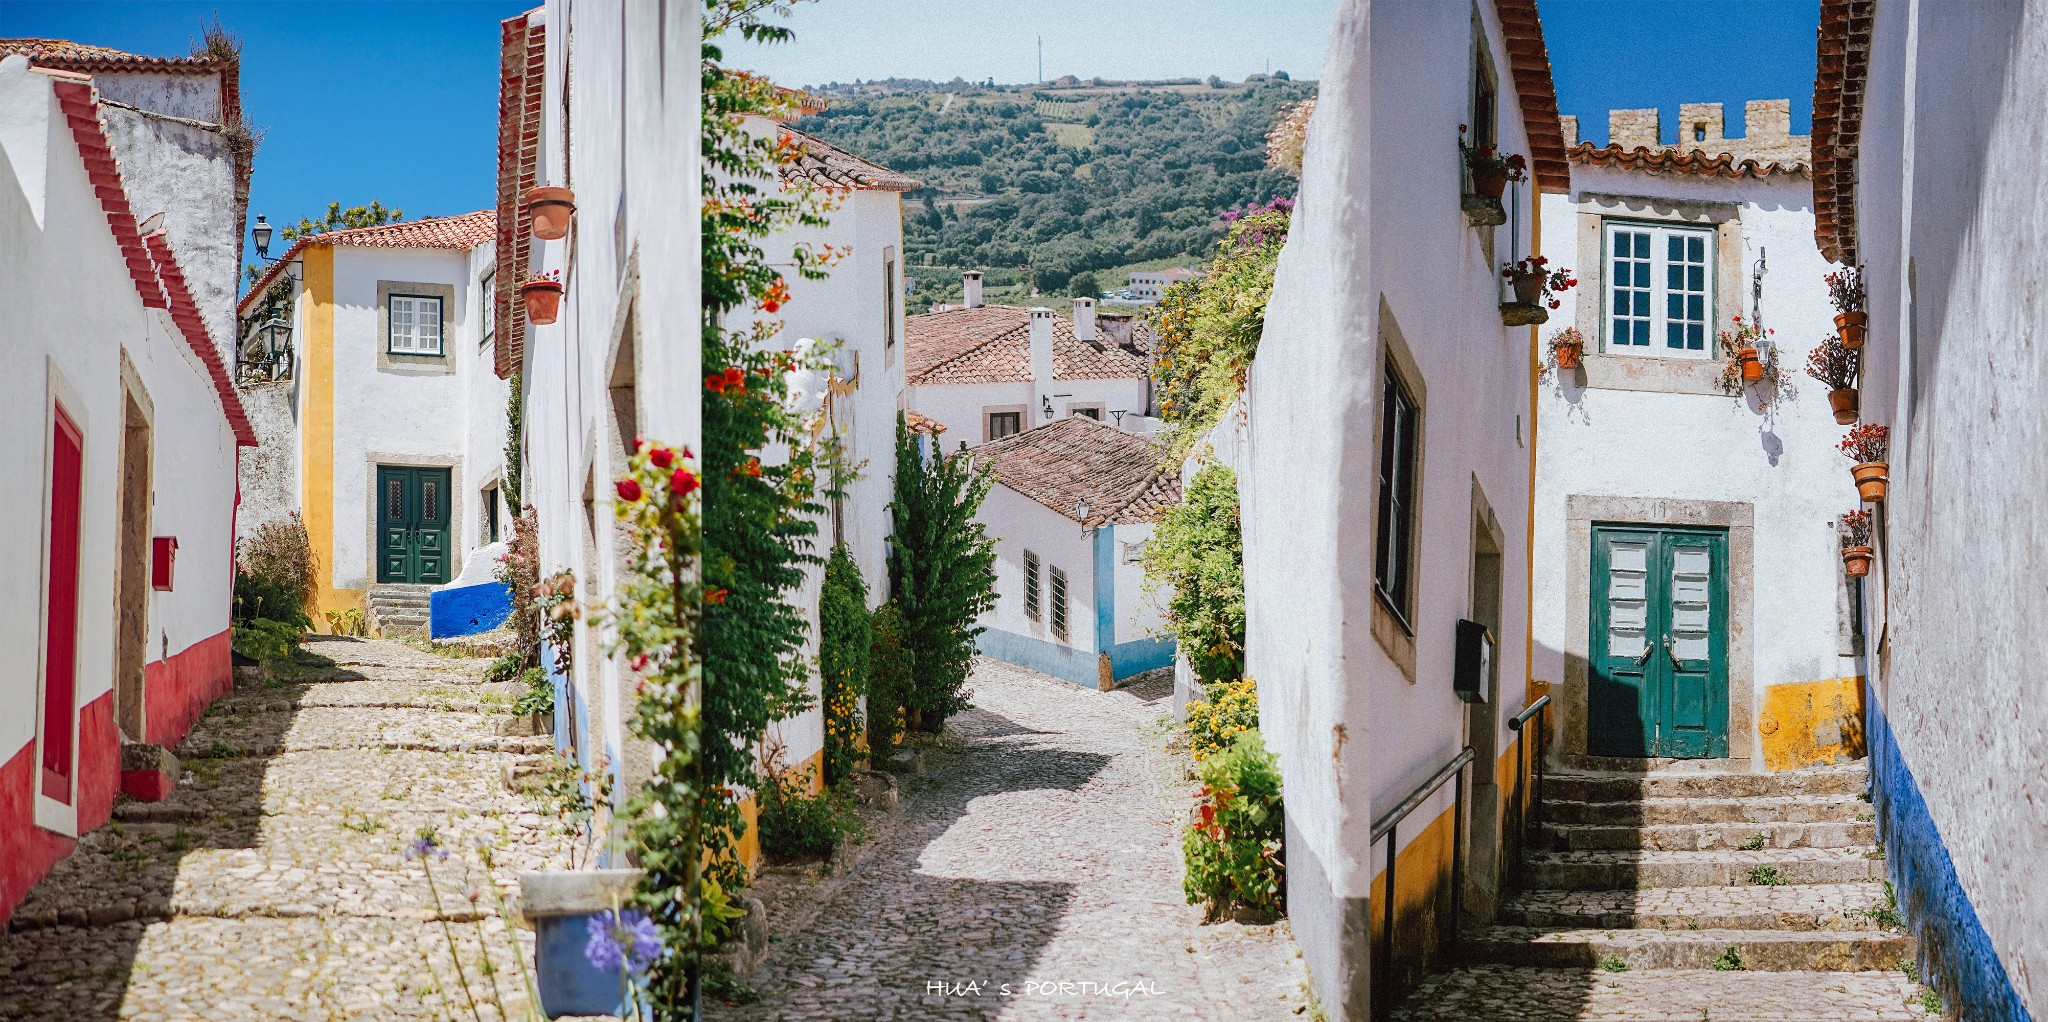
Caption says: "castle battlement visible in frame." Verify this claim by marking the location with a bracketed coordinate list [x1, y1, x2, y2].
[1560, 99, 1810, 168]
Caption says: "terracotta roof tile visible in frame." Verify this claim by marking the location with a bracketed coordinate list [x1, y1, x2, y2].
[238, 211, 493, 314]
[0, 38, 229, 73]
[906, 306, 1149, 386]
[905, 410, 947, 434]
[495, 10, 544, 379]
[1493, 0, 1571, 194]
[973, 416, 1180, 525]
[780, 127, 921, 192]
[1813, 0, 1876, 263]
[1570, 142, 1811, 180]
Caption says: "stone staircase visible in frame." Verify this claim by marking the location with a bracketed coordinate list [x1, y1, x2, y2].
[365, 583, 431, 637]
[1392, 760, 1929, 1020]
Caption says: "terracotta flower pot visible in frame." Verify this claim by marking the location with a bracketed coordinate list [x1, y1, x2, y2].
[521, 277, 564, 325]
[1842, 545, 1874, 578]
[526, 186, 576, 241]
[1471, 167, 1508, 200]
[1555, 342, 1582, 370]
[1828, 387, 1859, 424]
[1851, 460, 1889, 502]
[1511, 271, 1545, 306]
[1739, 346, 1764, 383]
[1835, 310, 1867, 350]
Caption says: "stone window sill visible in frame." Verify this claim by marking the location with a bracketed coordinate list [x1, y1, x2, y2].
[1571, 352, 1727, 396]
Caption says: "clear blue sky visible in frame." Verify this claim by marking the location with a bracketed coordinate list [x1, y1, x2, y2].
[4, 1, 1818, 292]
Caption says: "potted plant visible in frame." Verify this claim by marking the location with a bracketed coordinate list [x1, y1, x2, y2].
[1840, 422, 1891, 502]
[1805, 333, 1860, 424]
[1715, 315, 1771, 383]
[1827, 265, 1866, 349]
[1547, 326, 1585, 370]
[526, 185, 576, 241]
[521, 269, 564, 325]
[1839, 509, 1874, 578]
[1459, 125, 1526, 227]
[1499, 256, 1576, 326]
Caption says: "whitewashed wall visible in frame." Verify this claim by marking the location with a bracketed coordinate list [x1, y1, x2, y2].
[459, 242, 508, 557]
[1110, 521, 1165, 644]
[910, 376, 1149, 448]
[979, 484, 1096, 652]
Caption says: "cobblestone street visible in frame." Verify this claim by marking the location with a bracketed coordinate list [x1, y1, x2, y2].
[714, 657, 1311, 1021]
[0, 637, 575, 1022]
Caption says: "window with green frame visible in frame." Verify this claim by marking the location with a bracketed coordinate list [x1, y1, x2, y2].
[1604, 221, 1714, 357]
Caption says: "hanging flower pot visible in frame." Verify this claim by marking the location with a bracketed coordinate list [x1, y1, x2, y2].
[1851, 460, 1889, 502]
[1839, 423, 1891, 503]
[1739, 346, 1764, 383]
[1498, 257, 1576, 327]
[1826, 265, 1867, 349]
[526, 186, 576, 241]
[1842, 545, 1874, 577]
[1828, 387, 1859, 424]
[1835, 311, 1868, 350]
[1547, 326, 1585, 370]
[521, 271, 564, 325]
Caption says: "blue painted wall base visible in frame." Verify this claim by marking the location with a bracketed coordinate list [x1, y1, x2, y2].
[1869, 699, 2033, 1022]
[430, 580, 513, 638]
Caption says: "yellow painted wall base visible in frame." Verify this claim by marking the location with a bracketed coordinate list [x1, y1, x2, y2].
[1759, 675, 1867, 771]
[1369, 805, 1457, 1001]
[732, 746, 827, 876]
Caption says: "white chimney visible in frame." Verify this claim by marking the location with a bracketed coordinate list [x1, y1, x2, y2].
[963, 270, 983, 309]
[1072, 297, 1096, 342]
[1029, 307, 1056, 423]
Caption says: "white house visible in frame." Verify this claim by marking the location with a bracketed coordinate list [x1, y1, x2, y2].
[1127, 265, 1202, 303]
[1815, 3, 2047, 1016]
[1533, 102, 1862, 773]
[906, 285, 1152, 447]
[236, 212, 508, 637]
[497, 2, 699, 858]
[1240, 0, 1567, 1014]
[973, 416, 1178, 689]
[0, 54, 254, 927]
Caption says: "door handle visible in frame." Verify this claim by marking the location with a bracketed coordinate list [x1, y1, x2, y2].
[1662, 634, 1681, 666]
[1632, 643, 1654, 666]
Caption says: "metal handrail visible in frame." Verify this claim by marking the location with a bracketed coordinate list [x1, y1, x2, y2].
[1506, 694, 1553, 894]
[1368, 745, 1475, 1021]
[1507, 693, 1551, 733]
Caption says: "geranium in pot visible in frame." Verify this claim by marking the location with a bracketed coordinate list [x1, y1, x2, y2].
[1805, 333, 1860, 424]
[1459, 125, 1526, 226]
[1839, 509, 1874, 578]
[1547, 326, 1586, 371]
[521, 269, 564, 325]
[1827, 265, 1866, 350]
[1839, 422, 1891, 502]
[1499, 256, 1576, 326]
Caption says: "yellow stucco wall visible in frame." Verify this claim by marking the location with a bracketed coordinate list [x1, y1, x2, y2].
[731, 746, 827, 876]
[299, 247, 360, 620]
[1759, 675, 1866, 771]
[1369, 804, 1457, 995]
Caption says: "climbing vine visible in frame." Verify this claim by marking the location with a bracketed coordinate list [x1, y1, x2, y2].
[819, 544, 871, 785]
[1150, 197, 1292, 462]
[1141, 463, 1246, 686]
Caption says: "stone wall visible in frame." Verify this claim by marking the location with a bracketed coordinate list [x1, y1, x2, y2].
[1591, 99, 1811, 166]
[235, 380, 299, 543]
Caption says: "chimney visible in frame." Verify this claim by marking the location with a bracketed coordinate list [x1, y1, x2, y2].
[1558, 114, 1579, 147]
[962, 270, 983, 309]
[1029, 307, 1056, 423]
[1072, 297, 1097, 342]
[1096, 310, 1135, 347]
[1744, 99, 1792, 144]
[1677, 102, 1725, 150]
[1608, 107, 1661, 150]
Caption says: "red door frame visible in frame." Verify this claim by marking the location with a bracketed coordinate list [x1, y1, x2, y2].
[41, 403, 84, 805]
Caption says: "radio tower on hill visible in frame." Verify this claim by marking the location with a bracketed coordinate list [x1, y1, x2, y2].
[1037, 36, 1043, 84]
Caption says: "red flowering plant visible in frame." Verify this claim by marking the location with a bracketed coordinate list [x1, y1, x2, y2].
[1825, 265, 1865, 314]
[1839, 509, 1872, 549]
[1500, 255, 1578, 309]
[1182, 730, 1285, 922]
[1805, 333, 1858, 391]
[1715, 316, 1783, 396]
[1839, 422, 1890, 464]
[1459, 124, 1529, 190]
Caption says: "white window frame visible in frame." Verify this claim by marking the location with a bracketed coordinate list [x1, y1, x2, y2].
[1602, 221, 1715, 359]
[388, 294, 445, 355]
[479, 271, 496, 347]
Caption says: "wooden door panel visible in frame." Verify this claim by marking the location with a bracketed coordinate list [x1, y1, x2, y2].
[1591, 526, 1729, 760]
[42, 406, 84, 804]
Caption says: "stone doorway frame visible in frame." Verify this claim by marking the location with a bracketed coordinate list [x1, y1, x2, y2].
[114, 353, 155, 743]
[1561, 494, 1755, 770]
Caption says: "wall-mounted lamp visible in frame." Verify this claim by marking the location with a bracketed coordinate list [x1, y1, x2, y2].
[252, 215, 273, 257]
[1041, 395, 1054, 420]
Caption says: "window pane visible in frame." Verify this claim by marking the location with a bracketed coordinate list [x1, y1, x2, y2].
[1633, 320, 1649, 345]
[1688, 295, 1704, 320]
[1688, 324, 1704, 349]
[1633, 262, 1650, 288]
[1668, 293, 1684, 320]
[1633, 233, 1649, 257]
[1668, 235, 1684, 260]
[1633, 291, 1649, 316]
[1688, 266, 1705, 291]
[1688, 236, 1705, 260]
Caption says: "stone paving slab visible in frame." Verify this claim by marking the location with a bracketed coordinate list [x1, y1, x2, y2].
[1463, 926, 1915, 972]
[1544, 793, 1871, 827]
[1545, 764, 1869, 802]
[1501, 882, 1892, 931]
[1541, 819, 1876, 852]
[1523, 846, 1888, 892]
[178, 705, 544, 757]
[1390, 966, 1925, 1021]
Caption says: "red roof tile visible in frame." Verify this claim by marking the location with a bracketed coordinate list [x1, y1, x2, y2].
[906, 306, 1150, 386]
[779, 127, 921, 192]
[1813, 0, 1876, 264]
[238, 211, 494, 315]
[0, 38, 229, 72]
[905, 410, 947, 434]
[494, 9, 545, 380]
[973, 416, 1181, 526]
[1493, 0, 1571, 194]
[1570, 142, 1811, 180]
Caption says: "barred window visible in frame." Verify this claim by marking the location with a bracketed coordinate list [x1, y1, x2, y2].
[1049, 566, 1069, 640]
[1023, 550, 1041, 619]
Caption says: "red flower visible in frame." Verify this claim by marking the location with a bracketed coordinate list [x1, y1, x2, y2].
[631, 436, 644, 454]
[743, 457, 763, 477]
[649, 447, 674, 469]
[723, 366, 746, 392]
[705, 373, 727, 394]
[630, 653, 650, 672]
[671, 467, 701, 497]
[614, 478, 643, 503]
[706, 587, 729, 604]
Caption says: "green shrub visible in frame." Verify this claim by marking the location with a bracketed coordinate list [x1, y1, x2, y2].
[1141, 463, 1244, 686]
[1182, 731, 1284, 921]
[888, 416, 998, 734]
[237, 513, 317, 622]
[232, 617, 303, 665]
[484, 653, 525, 684]
[512, 667, 552, 717]
[867, 602, 913, 759]
[1711, 945, 1746, 971]
[819, 545, 872, 785]
[1184, 676, 1258, 761]
[756, 764, 862, 864]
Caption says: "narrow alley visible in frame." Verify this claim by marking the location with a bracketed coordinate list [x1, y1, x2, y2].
[0, 638, 578, 1021]
[713, 658, 1311, 1021]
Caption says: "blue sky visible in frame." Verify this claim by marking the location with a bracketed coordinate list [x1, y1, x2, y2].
[5, 1, 1818, 291]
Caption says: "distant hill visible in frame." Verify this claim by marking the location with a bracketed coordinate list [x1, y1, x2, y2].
[796, 78, 1313, 305]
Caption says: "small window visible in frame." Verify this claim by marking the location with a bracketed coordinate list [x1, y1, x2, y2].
[1071, 405, 1103, 421]
[882, 249, 897, 351]
[1049, 566, 1068, 640]
[389, 295, 444, 355]
[480, 271, 496, 346]
[1604, 222, 1714, 357]
[483, 484, 501, 544]
[1023, 550, 1041, 619]
[1122, 540, 1145, 565]
[1374, 364, 1419, 629]
[987, 411, 1022, 442]
[1468, 9, 1498, 154]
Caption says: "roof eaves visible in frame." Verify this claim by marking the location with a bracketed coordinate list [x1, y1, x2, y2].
[1813, 0, 1875, 264]
[1493, 0, 1572, 194]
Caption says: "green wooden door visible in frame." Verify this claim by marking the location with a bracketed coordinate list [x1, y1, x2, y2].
[1589, 525, 1728, 758]
[376, 466, 452, 585]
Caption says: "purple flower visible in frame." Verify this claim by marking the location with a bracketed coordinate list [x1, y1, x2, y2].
[404, 835, 447, 862]
[585, 909, 663, 977]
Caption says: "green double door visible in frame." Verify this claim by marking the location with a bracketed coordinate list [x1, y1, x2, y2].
[377, 466, 451, 585]
[1590, 525, 1729, 758]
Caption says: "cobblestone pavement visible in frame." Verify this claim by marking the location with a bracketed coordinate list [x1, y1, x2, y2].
[713, 657, 1311, 1021]
[0, 637, 578, 1022]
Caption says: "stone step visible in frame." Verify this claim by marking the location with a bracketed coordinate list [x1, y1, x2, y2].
[1539, 819, 1875, 852]
[1388, 965, 1924, 1021]
[1458, 925, 1914, 972]
[1542, 793, 1872, 827]
[1498, 882, 1895, 931]
[1521, 846, 1888, 889]
[1542, 763, 1868, 803]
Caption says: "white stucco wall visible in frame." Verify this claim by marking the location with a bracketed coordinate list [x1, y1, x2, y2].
[910, 376, 1150, 449]
[1109, 521, 1165, 644]
[980, 484, 1096, 652]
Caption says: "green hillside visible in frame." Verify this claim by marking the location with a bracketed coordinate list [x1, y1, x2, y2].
[797, 79, 1313, 305]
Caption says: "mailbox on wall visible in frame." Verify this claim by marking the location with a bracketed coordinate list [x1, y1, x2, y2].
[1453, 618, 1493, 704]
[151, 536, 177, 591]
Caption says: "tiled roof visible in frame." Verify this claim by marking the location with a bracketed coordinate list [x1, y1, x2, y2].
[973, 416, 1181, 526]
[780, 127, 921, 192]
[0, 38, 229, 72]
[495, 9, 545, 379]
[1570, 143, 1811, 180]
[238, 212, 494, 314]
[1493, 0, 1571, 194]
[48, 75, 255, 446]
[1813, 0, 1876, 264]
[906, 306, 1150, 386]
[905, 410, 947, 434]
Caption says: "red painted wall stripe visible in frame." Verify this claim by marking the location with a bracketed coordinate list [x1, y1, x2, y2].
[1, 693, 117, 929]
[143, 629, 234, 749]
